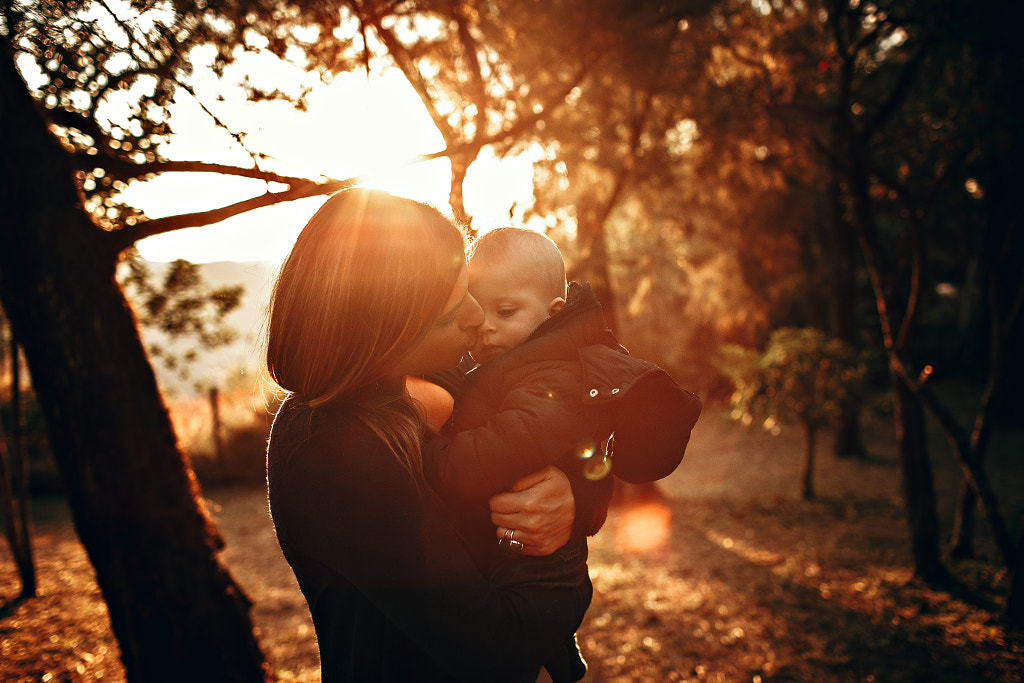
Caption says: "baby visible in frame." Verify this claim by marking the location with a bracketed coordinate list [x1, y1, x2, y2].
[417, 227, 701, 682]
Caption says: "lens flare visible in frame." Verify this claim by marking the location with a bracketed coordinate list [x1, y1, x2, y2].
[575, 440, 612, 480]
[583, 455, 612, 480]
[616, 503, 672, 553]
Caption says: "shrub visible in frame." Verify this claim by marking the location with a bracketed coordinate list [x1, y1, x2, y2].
[718, 327, 867, 499]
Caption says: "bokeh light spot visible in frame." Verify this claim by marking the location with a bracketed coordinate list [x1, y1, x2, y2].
[576, 440, 612, 480]
[616, 503, 672, 553]
[583, 454, 612, 480]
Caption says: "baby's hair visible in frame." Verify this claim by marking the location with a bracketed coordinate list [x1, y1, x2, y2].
[468, 228, 567, 300]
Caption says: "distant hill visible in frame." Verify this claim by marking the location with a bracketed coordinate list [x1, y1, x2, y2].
[136, 260, 281, 397]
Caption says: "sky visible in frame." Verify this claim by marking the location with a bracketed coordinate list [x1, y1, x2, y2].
[121, 53, 540, 265]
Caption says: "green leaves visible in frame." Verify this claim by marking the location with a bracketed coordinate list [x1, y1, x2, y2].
[720, 327, 867, 433]
[118, 252, 242, 385]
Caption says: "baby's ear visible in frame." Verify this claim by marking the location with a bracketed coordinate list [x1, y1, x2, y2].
[548, 297, 566, 315]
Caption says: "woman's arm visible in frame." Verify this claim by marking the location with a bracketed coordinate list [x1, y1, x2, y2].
[487, 466, 574, 556]
[490, 464, 615, 554]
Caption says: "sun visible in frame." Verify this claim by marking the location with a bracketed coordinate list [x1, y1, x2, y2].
[131, 63, 537, 264]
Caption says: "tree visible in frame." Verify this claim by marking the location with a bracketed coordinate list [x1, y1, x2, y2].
[0, 0, 365, 677]
[0, 33, 273, 683]
[721, 327, 866, 500]
[120, 255, 243, 390]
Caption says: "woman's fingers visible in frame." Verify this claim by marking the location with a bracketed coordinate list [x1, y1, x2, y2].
[490, 466, 574, 556]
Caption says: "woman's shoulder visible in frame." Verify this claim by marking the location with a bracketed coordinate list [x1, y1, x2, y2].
[272, 395, 359, 439]
[268, 396, 384, 474]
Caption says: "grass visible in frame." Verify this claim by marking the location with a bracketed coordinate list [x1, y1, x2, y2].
[1, 390, 1023, 682]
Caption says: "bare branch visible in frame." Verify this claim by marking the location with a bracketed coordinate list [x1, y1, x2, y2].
[74, 153, 323, 185]
[109, 176, 357, 254]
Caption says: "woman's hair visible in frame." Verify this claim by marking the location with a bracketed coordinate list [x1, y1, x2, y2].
[468, 227, 567, 300]
[266, 188, 466, 476]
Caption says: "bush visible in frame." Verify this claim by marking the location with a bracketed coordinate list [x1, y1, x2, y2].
[717, 327, 867, 498]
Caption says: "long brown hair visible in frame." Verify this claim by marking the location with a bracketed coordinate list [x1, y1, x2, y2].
[266, 188, 466, 476]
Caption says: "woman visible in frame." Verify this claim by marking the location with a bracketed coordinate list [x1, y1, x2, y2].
[265, 188, 598, 682]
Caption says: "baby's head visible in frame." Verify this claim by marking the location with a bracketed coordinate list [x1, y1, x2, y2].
[467, 228, 567, 364]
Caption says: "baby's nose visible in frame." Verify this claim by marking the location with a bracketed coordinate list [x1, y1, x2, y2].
[479, 315, 498, 333]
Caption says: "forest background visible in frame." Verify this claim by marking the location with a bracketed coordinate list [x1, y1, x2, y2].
[1, 0, 1023, 681]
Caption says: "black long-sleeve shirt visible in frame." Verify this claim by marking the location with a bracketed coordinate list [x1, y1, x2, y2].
[267, 395, 591, 682]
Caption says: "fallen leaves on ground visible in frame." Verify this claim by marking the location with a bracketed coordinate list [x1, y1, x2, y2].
[3, 412, 1023, 681]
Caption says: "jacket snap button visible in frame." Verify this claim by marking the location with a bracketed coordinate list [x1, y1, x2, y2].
[589, 389, 599, 397]
[611, 388, 620, 394]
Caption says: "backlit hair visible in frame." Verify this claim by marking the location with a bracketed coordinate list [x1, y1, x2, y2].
[265, 189, 466, 476]
[467, 227, 567, 300]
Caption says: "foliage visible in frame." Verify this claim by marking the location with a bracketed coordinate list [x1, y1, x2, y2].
[720, 327, 866, 435]
[118, 253, 242, 385]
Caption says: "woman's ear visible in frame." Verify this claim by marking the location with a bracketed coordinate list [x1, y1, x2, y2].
[548, 297, 566, 316]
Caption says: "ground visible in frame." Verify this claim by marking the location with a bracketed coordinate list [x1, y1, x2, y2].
[2, 398, 1023, 682]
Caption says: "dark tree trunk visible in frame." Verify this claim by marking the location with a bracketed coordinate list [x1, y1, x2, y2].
[1007, 514, 1024, 629]
[949, 480, 978, 559]
[800, 421, 816, 501]
[0, 338, 36, 598]
[0, 423, 36, 598]
[827, 128, 866, 460]
[835, 404, 866, 459]
[575, 215, 619, 333]
[0, 39, 269, 682]
[209, 386, 225, 470]
[892, 375, 948, 583]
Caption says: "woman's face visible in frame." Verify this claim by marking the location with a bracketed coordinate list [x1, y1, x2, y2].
[393, 265, 483, 377]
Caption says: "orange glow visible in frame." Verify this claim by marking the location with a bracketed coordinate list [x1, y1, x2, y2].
[616, 503, 673, 554]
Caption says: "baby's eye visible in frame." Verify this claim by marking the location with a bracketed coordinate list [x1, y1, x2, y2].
[497, 308, 517, 318]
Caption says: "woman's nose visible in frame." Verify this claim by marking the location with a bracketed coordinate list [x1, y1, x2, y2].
[461, 293, 484, 330]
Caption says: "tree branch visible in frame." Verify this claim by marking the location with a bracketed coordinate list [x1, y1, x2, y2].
[108, 176, 357, 254]
[75, 154, 321, 185]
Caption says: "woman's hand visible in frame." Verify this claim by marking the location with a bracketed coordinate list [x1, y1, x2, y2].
[489, 466, 574, 556]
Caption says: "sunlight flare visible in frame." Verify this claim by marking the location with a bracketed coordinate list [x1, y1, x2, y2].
[616, 503, 672, 553]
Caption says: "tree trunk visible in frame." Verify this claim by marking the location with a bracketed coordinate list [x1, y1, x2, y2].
[825, 105, 866, 461]
[0, 40, 269, 682]
[835, 403, 866, 459]
[800, 422, 816, 501]
[0, 420, 36, 598]
[949, 479, 978, 559]
[209, 386, 225, 472]
[449, 153, 472, 228]
[0, 338, 36, 597]
[892, 374, 948, 583]
[1007, 513, 1024, 630]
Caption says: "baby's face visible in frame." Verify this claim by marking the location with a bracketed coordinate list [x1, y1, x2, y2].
[468, 260, 559, 364]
